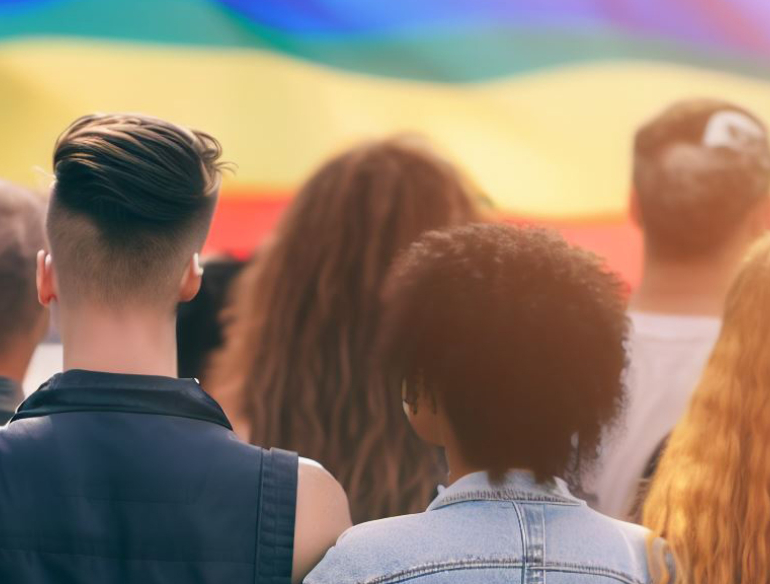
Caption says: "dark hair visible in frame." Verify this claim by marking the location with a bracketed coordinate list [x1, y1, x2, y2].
[378, 223, 628, 482]
[209, 136, 485, 523]
[0, 181, 46, 350]
[177, 256, 246, 379]
[48, 113, 225, 305]
[634, 98, 770, 259]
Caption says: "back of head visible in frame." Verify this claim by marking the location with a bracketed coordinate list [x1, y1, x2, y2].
[643, 235, 770, 583]
[378, 223, 628, 482]
[0, 181, 45, 352]
[212, 135, 483, 523]
[633, 98, 770, 259]
[49, 114, 225, 308]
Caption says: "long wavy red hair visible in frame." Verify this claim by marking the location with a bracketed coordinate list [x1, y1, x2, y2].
[208, 136, 485, 523]
[643, 234, 770, 583]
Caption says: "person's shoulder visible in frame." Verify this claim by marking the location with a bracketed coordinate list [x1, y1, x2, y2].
[293, 457, 352, 583]
[600, 512, 651, 543]
[576, 506, 654, 577]
[338, 511, 428, 547]
[0, 415, 46, 444]
[297, 457, 348, 514]
[578, 503, 649, 544]
[304, 512, 431, 584]
[596, 512, 676, 583]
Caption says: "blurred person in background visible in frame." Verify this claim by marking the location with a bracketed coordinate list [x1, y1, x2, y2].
[208, 136, 484, 523]
[0, 114, 350, 584]
[590, 98, 770, 519]
[306, 223, 660, 584]
[177, 255, 246, 379]
[0, 180, 47, 424]
[643, 235, 770, 584]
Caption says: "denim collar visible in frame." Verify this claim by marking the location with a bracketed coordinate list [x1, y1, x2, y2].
[11, 369, 232, 430]
[427, 470, 583, 511]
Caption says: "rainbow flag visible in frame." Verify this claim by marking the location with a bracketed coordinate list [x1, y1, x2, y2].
[2, 0, 770, 284]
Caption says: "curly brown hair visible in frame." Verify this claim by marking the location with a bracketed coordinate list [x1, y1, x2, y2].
[208, 136, 485, 523]
[378, 223, 628, 482]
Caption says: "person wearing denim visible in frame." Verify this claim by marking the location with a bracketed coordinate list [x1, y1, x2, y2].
[307, 471, 652, 584]
[306, 224, 660, 584]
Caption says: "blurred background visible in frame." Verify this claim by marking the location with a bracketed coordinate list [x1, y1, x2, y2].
[2, 0, 770, 286]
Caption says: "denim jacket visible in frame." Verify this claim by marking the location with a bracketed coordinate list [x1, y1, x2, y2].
[306, 470, 655, 584]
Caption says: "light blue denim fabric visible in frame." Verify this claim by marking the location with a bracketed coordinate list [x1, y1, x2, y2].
[305, 470, 656, 584]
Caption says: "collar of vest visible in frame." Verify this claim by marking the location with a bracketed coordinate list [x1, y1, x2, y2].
[11, 369, 233, 431]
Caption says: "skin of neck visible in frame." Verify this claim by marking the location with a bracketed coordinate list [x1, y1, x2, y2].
[58, 299, 179, 378]
[632, 230, 756, 317]
[442, 433, 484, 485]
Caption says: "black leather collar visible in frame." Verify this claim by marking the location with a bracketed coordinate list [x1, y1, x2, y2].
[11, 369, 233, 430]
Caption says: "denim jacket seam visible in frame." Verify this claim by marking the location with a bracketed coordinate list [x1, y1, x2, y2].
[352, 559, 526, 584]
[543, 562, 645, 584]
[431, 490, 582, 510]
[511, 501, 527, 575]
[337, 560, 644, 584]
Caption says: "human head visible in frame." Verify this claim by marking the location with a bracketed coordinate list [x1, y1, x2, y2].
[643, 234, 770, 584]
[632, 98, 770, 260]
[0, 181, 47, 372]
[40, 113, 225, 312]
[209, 135, 484, 522]
[378, 223, 628, 482]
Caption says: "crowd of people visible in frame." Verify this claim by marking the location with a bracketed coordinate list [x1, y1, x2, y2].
[0, 97, 768, 583]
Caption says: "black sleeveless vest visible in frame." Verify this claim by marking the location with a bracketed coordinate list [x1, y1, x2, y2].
[0, 370, 297, 584]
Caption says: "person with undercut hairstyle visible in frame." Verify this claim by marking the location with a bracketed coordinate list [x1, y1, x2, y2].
[0, 114, 350, 584]
[306, 223, 662, 584]
[0, 181, 47, 424]
[589, 99, 770, 519]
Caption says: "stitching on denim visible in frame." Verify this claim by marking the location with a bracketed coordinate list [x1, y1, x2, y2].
[522, 504, 545, 584]
[433, 489, 582, 509]
[358, 559, 525, 584]
[540, 505, 548, 584]
[345, 559, 644, 584]
[512, 501, 527, 584]
[543, 563, 645, 584]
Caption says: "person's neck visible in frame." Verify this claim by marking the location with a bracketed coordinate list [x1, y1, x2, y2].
[443, 435, 485, 485]
[632, 242, 748, 317]
[58, 302, 178, 378]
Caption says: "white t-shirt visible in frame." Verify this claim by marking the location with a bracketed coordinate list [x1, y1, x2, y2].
[589, 311, 721, 519]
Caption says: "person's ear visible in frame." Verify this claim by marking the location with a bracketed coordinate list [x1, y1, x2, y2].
[402, 378, 444, 447]
[629, 187, 643, 228]
[179, 252, 204, 302]
[36, 250, 58, 306]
